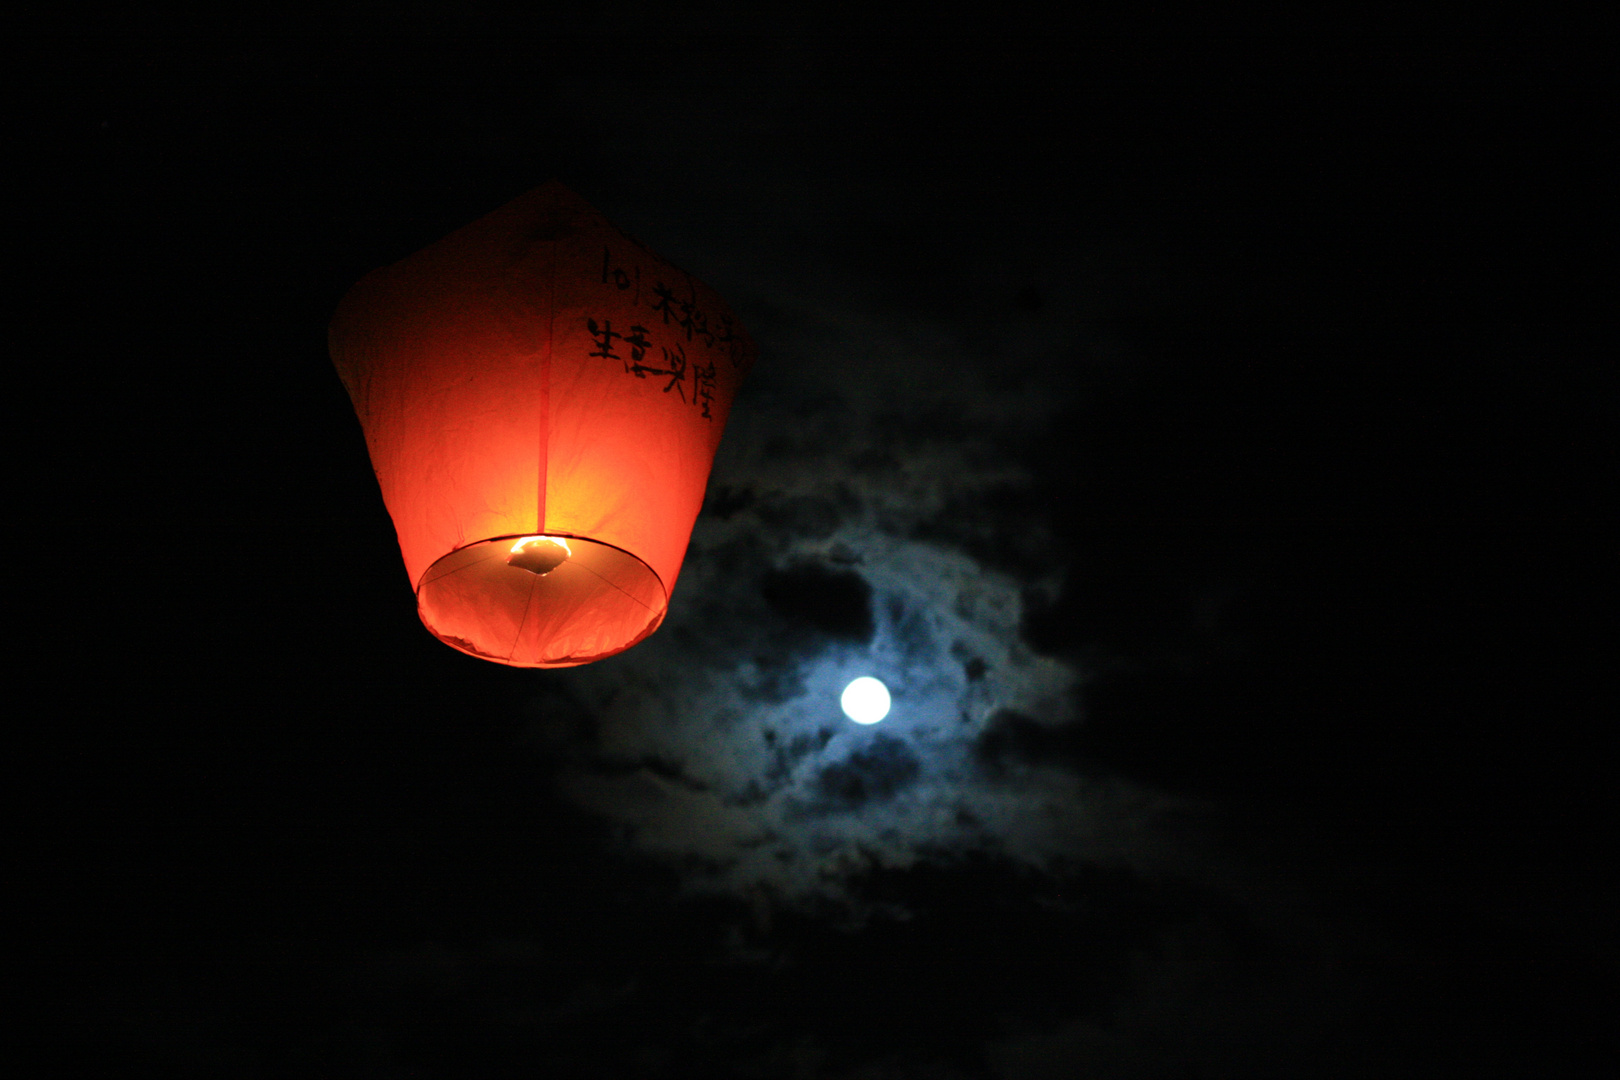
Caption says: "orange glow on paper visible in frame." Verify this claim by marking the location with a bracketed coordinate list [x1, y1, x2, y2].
[329, 182, 755, 667]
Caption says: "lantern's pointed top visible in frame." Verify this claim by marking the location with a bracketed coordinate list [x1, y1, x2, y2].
[452, 180, 595, 242]
[520, 179, 593, 211]
[531, 178, 583, 199]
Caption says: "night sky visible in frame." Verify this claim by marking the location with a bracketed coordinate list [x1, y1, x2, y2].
[18, 9, 1608, 1078]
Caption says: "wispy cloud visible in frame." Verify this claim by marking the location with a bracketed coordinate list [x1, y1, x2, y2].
[527, 276, 1209, 914]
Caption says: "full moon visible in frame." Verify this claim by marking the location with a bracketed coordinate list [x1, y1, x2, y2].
[841, 676, 891, 724]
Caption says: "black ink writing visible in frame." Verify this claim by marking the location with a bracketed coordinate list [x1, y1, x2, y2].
[585, 317, 621, 362]
[600, 246, 641, 301]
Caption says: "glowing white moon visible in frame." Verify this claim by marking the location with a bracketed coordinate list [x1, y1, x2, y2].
[841, 676, 891, 724]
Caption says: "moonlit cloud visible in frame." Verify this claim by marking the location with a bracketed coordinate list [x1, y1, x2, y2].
[525, 271, 1209, 913]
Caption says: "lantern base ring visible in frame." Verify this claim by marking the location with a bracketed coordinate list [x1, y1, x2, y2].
[415, 534, 667, 668]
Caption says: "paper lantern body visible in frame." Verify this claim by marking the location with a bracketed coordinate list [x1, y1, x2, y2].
[330, 182, 755, 667]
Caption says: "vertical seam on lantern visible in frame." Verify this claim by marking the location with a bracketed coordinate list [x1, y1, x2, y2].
[537, 190, 555, 537]
[509, 567, 543, 662]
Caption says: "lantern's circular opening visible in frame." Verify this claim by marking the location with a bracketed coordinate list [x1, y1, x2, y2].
[416, 535, 666, 668]
[841, 677, 891, 724]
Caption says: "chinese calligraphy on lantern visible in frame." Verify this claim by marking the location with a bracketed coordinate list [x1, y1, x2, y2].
[585, 245, 745, 420]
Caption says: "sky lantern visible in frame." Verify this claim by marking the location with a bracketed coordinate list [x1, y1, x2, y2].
[329, 182, 756, 667]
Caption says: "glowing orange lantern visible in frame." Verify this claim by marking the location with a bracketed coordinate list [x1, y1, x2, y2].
[329, 182, 755, 667]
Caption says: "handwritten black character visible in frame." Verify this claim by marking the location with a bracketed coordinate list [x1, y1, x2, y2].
[650, 281, 682, 328]
[586, 317, 621, 363]
[692, 359, 717, 420]
[649, 282, 707, 345]
[689, 305, 714, 347]
[600, 246, 640, 299]
[622, 324, 654, 375]
[654, 343, 688, 401]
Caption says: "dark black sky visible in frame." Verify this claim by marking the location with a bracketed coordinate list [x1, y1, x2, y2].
[17, 8, 1609, 1078]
